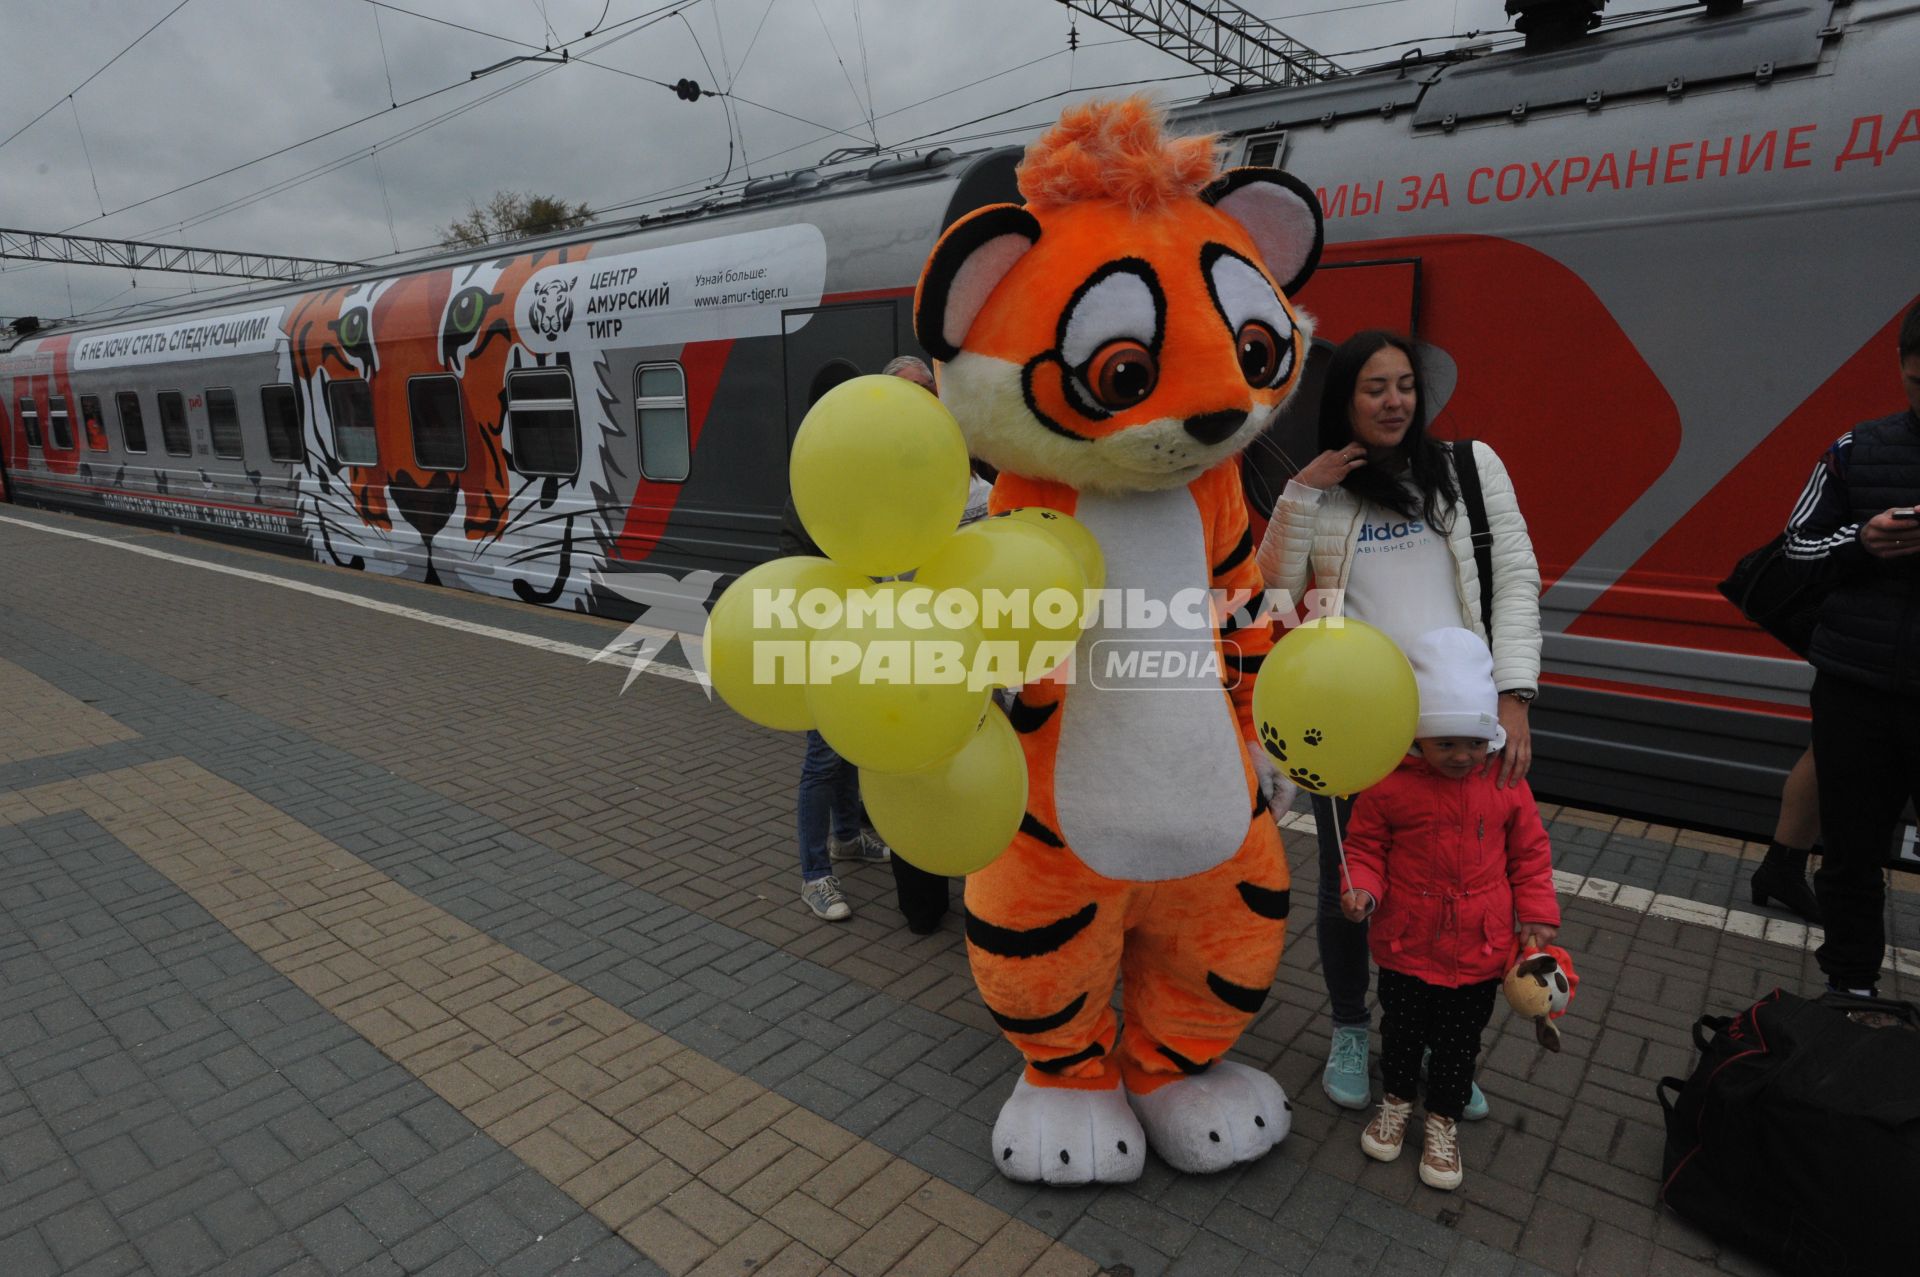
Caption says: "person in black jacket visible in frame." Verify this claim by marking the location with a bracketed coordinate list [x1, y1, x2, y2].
[1782, 299, 1920, 995]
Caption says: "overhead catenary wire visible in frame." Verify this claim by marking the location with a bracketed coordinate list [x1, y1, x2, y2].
[17, 0, 1470, 318]
[52, 1, 703, 239]
[674, 7, 737, 189]
[69, 97, 107, 218]
[371, 2, 399, 107]
[0, 0, 195, 153]
[807, 0, 881, 149]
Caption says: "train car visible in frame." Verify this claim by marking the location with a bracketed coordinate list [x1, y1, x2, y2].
[0, 146, 1021, 610]
[3, 0, 1917, 836]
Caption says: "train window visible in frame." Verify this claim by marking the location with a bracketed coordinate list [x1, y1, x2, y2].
[407, 376, 467, 471]
[46, 396, 74, 450]
[808, 360, 859, 408]
[506, 368, 578, 476]
[260, 385, 303, 463]
[157, 391, 191, 456]
[205, 387, 243, 460]
[116, 392, 148, 453]
[79, 396, 110, 451]
[1243, 131, 1287, 167]
[325, 380, 379, 466]
[17, 397, 41, 448]
[634, 362, 689, 483]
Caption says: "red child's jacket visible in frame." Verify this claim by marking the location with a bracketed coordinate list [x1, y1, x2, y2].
[1342, 754, 1561, 988]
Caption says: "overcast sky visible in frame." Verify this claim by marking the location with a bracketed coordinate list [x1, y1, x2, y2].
[0, 0, 1666, 328]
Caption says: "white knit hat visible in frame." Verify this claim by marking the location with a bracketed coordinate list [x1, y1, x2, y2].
[1405, 627, 1506, 750]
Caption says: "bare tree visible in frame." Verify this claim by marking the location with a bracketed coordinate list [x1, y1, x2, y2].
[440, 191, 593, 248]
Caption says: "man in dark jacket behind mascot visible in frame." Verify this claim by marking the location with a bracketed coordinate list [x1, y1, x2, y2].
[1785, 298, 1920, 997]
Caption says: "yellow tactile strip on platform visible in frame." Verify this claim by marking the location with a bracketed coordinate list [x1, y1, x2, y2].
[0, 759, 1097, 1277]
[0, 655, 138, 764]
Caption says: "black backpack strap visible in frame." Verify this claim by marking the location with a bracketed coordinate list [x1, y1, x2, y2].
[1451, 439, 1494, 635]
[1656, 1076, 1686, 1118]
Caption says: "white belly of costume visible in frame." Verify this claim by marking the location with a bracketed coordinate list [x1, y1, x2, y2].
[1053, 488, 1251, 882]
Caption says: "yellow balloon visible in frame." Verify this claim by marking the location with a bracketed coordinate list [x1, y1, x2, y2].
[804, 582, 991, 772]
[996, 506, 1106, 595]
[790, 375, 970, 577]
[1250, 618, 1419, 798]
[915, 520, 1085, 680]
[861, 708, 1028, 876]
[703, 556, 871, 731]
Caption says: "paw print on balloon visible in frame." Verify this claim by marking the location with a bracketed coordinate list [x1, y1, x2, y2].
[1303, 728, 1323, 746]
[1286, 766, 1325, 793]
[1258, 723, 1288, 762]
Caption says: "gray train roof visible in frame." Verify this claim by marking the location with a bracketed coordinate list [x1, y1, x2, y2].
[1172, 0, 1839, 135]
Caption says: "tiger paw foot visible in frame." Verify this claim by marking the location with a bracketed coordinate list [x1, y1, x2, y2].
[1128, 1060, 1291, 1174]
[991, 1076, 1145, 1185]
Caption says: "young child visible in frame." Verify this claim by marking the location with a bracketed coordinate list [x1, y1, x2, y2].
[1338, 627, 1560, 1191]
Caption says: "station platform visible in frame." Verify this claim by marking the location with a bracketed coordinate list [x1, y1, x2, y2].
[0, 503, 1910, 1277]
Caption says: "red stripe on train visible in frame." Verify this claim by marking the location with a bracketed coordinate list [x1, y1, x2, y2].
[1542, 671, 1809, 720]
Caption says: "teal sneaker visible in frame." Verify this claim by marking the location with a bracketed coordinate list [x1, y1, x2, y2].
[1419, 1048, 1489, 1121]
[1322, 1025, 1372, 1110]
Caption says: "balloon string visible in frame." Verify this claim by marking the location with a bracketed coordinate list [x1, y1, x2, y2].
[1332, 796, 1354, 895]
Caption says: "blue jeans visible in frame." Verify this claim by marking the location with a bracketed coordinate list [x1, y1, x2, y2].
[799, 731, 860, 883]
[1314, 793, 1371, 1029]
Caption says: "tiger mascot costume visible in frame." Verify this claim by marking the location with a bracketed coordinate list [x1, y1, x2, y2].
[914, 98, 1323, 1184]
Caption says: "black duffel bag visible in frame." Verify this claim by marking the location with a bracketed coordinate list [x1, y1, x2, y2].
[1715, 533, 1828, 658]
[1658, 989, 1920, 1275]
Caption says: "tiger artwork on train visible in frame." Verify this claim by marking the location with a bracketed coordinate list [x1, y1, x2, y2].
[282, 247, 620, 609]
[914, 98, 1322, 1183]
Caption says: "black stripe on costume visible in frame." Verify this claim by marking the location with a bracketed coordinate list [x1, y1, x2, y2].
[1223, 647, 1265, 674]
[1032, 1042, 1106, 1075]
[1207, 972, 1270, 1015]
[1236, 881, 1291, 920]
[1212, 529, 1253, 576]
[1252, 788, 1270, 820]
[1157, 1044, 1212, 1075]
[1007, 697, 1058, 734]
[987, 992, 1088, 1035]
[965, 901, 1096, 958]
[1019, 813, 1066, 848]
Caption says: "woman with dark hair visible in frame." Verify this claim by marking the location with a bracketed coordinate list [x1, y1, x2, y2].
[1256, 330, 1542, 1119]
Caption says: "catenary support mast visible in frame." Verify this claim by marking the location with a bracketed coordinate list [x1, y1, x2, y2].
[1053, 0, 1343, 88]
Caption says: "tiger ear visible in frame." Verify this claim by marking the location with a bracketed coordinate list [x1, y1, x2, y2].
[915, 203, 1042, 362]
[1199, 168, 1323, 296]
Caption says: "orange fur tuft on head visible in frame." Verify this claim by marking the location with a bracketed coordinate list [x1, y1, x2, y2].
[1016, 96, 1223, 215]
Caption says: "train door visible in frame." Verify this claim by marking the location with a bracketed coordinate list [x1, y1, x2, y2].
[780, 301, 898, 446]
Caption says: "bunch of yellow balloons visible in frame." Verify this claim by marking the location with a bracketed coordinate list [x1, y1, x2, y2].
[702, 374, 1104, 876]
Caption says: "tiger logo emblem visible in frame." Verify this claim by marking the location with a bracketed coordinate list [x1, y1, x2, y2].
[529, 277, 576, 342]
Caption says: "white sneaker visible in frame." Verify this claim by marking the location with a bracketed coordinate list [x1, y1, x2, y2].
[1419, 1113, 1463, 1191]
[829, 829, 891, 864]
[800, 875, 851, 921]
[1360, 1095, 1412, 1162]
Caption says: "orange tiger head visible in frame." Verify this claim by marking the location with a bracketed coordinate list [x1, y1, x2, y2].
[915, 97, 1321, 492]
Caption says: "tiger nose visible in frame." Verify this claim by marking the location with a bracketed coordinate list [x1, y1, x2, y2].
[1183, 410, 1243, 445]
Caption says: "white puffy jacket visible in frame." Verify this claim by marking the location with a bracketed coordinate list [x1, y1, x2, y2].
[1254, 441, 1543, 693]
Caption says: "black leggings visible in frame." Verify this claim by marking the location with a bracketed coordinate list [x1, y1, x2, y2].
[1378, 968, 1499, 1119]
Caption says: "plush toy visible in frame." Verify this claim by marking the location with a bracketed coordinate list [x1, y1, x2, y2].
[913, 98, 1323, 1184]
[1504, 943, 1579, 1051]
